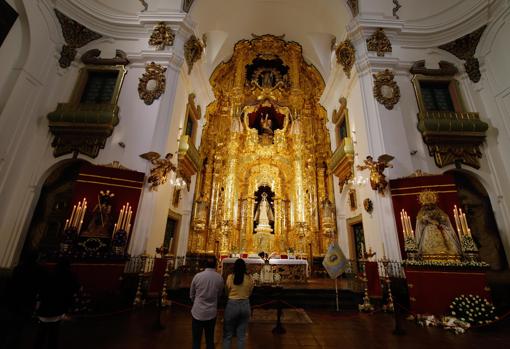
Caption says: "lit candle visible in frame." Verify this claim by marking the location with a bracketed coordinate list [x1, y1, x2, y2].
[64, 219, 69, 230]
[73, 202, 81, 227]
[69, 205, 76, 227]
[400, 211, 406, 237]
[78, 219, 83, 234]
[460, 212, 468, 236]
[118, 206, 125, 228]
[127, 223, 131, 234]
[453, 206, 462, 236]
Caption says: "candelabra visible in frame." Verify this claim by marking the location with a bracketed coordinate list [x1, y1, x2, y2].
[358, 256, 374, 312]
[400, 209, 418, 259]
[381, 256, 394, 312]
[453, 205, 479, 261]
[61, 198, 87, 252]
[112, 202, 133, 255]
[161, 257, 172, 307]
[133, 253, 148, 306]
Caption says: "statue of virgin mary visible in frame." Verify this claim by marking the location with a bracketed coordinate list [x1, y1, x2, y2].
[415, 191, 462, 260]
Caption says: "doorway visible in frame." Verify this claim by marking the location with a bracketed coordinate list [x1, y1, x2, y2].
[347, 215, 365, 271]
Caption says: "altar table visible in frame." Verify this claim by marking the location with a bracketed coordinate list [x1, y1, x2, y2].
[222, 258, 308, 283]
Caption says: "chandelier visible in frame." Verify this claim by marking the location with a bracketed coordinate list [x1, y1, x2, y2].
[169, 172, 187, 189]
[347, 174, 368, 186]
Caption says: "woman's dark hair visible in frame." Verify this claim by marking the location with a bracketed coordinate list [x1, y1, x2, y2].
[233, 258, 246, 285]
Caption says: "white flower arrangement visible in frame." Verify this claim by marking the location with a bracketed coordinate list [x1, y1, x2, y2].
[450, 294, 498, 326]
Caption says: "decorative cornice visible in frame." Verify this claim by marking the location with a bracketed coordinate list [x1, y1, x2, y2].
[410, 60, 458, 76]
[81, 49, 129, 66]
[54, 9, 102, 68]
[347, 1, 494, 49]
[438, 26, 487, 83]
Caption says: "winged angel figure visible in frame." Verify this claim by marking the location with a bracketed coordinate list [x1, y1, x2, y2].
[356, 154, 394, 195]
[140, 152, 177, 191]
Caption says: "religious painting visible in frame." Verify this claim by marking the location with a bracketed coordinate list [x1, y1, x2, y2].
[349, 189, 357, 211]
[0, 0, 18, 47]
[183, 93, 201, 144]
[247, 106, 284, 136]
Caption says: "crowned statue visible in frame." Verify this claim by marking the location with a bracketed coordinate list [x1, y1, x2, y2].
[415, 190, 462, 261]
[254, 192, 274, 252]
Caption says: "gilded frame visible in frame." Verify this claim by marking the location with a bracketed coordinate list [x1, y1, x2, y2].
[69, 65, 127, 106]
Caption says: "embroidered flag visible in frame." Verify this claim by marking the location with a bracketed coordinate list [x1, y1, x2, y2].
[322, 242, 348, 279]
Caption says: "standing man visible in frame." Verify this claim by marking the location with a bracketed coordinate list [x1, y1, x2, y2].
[190, 257, 224, 349]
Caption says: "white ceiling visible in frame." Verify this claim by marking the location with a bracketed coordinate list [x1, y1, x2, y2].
[189, 0, 350, 81]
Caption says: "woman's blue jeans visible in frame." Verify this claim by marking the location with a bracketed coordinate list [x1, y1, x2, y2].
[222, 299, 250, 349]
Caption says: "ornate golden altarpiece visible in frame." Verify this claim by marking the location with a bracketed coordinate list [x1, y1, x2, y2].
[188, 35, 337, 256]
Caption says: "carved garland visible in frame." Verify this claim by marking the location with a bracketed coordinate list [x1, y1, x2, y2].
[138, 62, 167, 105]
[54, 10, 102, 68]
[149, 22, 175, 50]
[184, 34, 204, 74]
[366, 28, 392, 57]
[335, 39, 356, 79]
[438, 26, 487, 83]
[373, 69, 400, 110]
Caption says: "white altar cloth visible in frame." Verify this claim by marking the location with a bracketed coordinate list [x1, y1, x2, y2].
[222, 258, 308, 276]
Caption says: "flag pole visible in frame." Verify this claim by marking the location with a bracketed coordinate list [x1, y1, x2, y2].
[335, 277, 339, 312]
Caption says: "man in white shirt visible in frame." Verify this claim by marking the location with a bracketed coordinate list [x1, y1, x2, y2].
[190, 257, 224, 349]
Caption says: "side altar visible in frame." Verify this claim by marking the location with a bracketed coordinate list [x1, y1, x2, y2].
[390, 174, 490, 315]
[222, 258, 308, 284]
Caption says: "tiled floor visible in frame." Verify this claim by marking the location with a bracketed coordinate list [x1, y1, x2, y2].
[17, 305, 510, 349]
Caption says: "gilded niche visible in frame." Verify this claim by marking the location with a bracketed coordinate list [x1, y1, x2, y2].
[188, 35, 336, 257]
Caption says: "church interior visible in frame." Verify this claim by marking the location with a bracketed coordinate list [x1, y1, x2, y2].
[1, 0, 510, 347]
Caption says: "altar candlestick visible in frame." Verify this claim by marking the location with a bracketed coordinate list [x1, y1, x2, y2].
[78, 219, 83, 233]
[127, 223, 131, 234]
[126, 210, 132, 230]
[466, 228, 473, 238]
[73, 202, 82, 227]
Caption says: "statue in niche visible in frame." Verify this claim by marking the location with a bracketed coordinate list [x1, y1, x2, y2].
[254, 192, 274, 252]
[82, 190, 115, 238]
[254, 193, 274, 229]
[415, 190, 462, 260]
[261, 70, 275, 88]
[260, 114, 274, 136]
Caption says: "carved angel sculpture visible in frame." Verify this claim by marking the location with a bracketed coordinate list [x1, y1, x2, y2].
[140, 151, 177, 191]
[356, 154, 394, 195]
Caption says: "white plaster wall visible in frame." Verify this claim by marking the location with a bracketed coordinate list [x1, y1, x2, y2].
[0, 0, 26, 113]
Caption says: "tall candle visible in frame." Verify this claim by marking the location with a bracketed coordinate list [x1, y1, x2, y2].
[400, 211, 406, 237]
[69, 205, 76, 227]
[118, 206, 125, 228]
[460, 212, 468, 235]
[64, 219, 69, 230]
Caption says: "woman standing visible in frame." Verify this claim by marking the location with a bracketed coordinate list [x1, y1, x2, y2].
[222, 258, 254, 349]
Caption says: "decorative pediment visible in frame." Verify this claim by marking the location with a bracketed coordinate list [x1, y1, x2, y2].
[178, 135, 201, 190]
